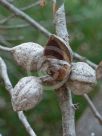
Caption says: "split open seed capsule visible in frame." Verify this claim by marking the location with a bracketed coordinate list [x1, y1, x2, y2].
[43, 34, 73, 81]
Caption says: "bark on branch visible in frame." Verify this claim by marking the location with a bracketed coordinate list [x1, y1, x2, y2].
[54, 2, 76, 136]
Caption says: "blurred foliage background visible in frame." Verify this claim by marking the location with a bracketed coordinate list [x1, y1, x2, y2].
[0, 0, 102, 136]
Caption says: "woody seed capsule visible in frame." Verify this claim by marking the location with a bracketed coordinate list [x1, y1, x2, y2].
[11, 42, 44, 71]
[11, 76, 43, 111]
[68, 62, 96, 95]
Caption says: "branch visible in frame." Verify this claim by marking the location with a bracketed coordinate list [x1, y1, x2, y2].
[21, 1, 40, 11]
[18, 111, 37, 136]
[0, 0, 51, 37]
[0, 24, 29, 29]
[56, 87, 76, 136]
[0, 45, 13, 51]
[0, 57, 37, 136]
[0, 36, 13, 47]
[0, 1, 40, 25]
[73, 53, 97, 69]
[0, 35, 24, 41]
[0, 0, 97, 70]
[0, 15, 13, 25]
[76, 89, 102, 135]
[54, 1, 76, 136]
[83, 94, 102, 125]
[7, 0, 14, 3]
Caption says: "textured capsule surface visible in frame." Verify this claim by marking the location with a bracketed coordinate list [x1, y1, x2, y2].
[69, 62, 96, 95]
[11, 76, 43, 111]
[12, 42, 44, 71]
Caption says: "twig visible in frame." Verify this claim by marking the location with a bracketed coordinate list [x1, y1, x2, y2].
[0, 0, 51, 37]
[21, 1, 40, 11]
[0, 15, 13, 25]
[0, 24, 29, 29]
[56, 87, 76, 136]
[73, 52, 97, 69]
[0, 0, 98, 70]
[83, 94, 102, 125]
[0, 57, 12, 95]
[0, 35, 24, 41]
[54, 1, 76, 136]
[0, 45, 13, 51]
[0, 39, 12, 47]
[18, 111, 36, 136]
[7, 0, 14, 3]
[0, 57, 37, 136]
[0, 1, 40, 25]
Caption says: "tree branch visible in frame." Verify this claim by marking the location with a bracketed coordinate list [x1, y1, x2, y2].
[76, 89, 102, 135]
[0, 57, 37, 136]
[18, 111, 37, 136]
[56, 87, 76, 136]
[21, 1, 40, 11]
[0, 45, 13, 51]
[73, 53, 97, 69]
[0, 1, 40, 25]
[0, 0, 51, 37]
[0, 35, 24, 41]
[0, 24, 29, 29]
[83, 94, 102, 125]
[0, 35, 13, 47]
[54, 1, 76, 136]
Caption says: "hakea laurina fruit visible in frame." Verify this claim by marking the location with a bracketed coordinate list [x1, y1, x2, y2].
[11, 76, 43, 111]
[9, 42, 44, 71]
[68, 62, 97, 95]
[44, 34, 73, 63]
[40, 58, 71, 81]
[42, 34, 73, 80]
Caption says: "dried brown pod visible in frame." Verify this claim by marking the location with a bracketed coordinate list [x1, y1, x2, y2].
[11, 42, 44, 71]
[46, 58, 71, 81]
[39, 58, 71, 81]
[68, 62, 96, 95]
[42, 34, 73, 81]
[11, 76, 43, 111]
[44, 34, 73, 63]
[96, 61, 102, 80]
